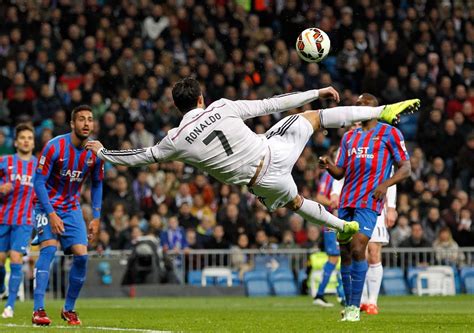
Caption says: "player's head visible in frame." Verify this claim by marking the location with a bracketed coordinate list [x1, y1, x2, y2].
[356, 93, 379, 107]
[71, 105, 94, 140]
[172, 77, 204, 114]
[14, 123, 35, 155]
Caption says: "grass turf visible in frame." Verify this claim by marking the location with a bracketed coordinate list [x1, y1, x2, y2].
[0, 295, 473, 332]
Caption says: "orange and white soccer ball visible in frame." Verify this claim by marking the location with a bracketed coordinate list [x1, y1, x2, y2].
[296, 28, 331, 63]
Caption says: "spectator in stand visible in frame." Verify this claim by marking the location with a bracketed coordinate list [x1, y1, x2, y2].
[177, 202, 199, 230]
[220, 204, 247, 245]
[390, 214, 411, 248]
[160, 216, 188, 253]
[433, 227, 465, 266]
[290, 214, 307, 246]
[400, 223, 431, 248]
[421, 207, 446, 244]
[303, 225, 321, 250]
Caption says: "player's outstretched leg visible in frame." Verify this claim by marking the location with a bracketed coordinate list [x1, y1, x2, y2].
[62, 254, 88, 325]
[317, 98, 420, 128]
[313, 260, 336, 307]
[32, 245, 56, 326]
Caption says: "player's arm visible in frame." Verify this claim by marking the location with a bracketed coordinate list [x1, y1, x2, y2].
[88, 159, 104, 241]
[85, 138, 174, 167]
[373, 128, 411, 200]
[229, 86, 340, 120]
[329, 177, 343, 209]
[318, 138, 347, 180]
[34, 143, 65, 234]
[0, 158, 13, 195]
[385, 180, 397, 228]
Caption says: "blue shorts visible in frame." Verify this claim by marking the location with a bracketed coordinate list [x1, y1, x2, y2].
[34, 206, 87, 254]
[0, 224, 33, 254]
[338, 207, 378, 238]
[323, 229, 340, 256]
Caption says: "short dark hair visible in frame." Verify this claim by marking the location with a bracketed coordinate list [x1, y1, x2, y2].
[15, 123, 34, 139]
[172, 77, 202, 114]
[71, 105, 93, 121]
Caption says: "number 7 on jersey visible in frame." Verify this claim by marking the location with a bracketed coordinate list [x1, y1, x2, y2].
[203, 130, 234, 156]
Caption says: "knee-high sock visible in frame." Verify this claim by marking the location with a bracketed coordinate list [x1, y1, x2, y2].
[336, 272, 345, 300]
[6, 263, 23, 309]
[367, 263, 383, 305]
[340, 264, 352, 305]
[33, 246, 56, 311]
[350, 260, 369, 307]
[0, 265, 5, 292]
[316, 261, 336, 297]
[320, 106, 384, 128]
[297, 198, 344, 231]
[64, 255, 88, 311]
[361, 278, 369, 305]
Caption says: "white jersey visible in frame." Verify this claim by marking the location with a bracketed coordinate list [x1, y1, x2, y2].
[97, 91, 320, 185]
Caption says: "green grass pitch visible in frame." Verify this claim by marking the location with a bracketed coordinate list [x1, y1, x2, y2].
[0, 295, 473, 332]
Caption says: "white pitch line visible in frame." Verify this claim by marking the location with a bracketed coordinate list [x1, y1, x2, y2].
[0, 323, 171, 332]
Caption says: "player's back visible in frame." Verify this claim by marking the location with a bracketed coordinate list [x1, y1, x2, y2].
[36, 133, 101, 213]
[163, 99, 268, 185]
[0, 154, 37, 225]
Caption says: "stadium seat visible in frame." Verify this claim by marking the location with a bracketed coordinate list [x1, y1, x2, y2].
[464, 276, 474, 294]
[243, 270, 268, 283]
[407, 267, 427, 293]
[187, 270, 202, 286]
[272, 280, 298, 296]
[460, 267, 474, 280]
[383, 268, 404, 279]
[382, 277, 409, 295]
[246, 280, 271, 297]
[216, 271, 241, 286]
[269, 269, 294, 283]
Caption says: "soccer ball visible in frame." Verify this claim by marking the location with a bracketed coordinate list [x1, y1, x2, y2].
[296, 28, 331, 63]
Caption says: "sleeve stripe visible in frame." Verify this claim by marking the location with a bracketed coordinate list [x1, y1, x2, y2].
[101, 148, 147, 156]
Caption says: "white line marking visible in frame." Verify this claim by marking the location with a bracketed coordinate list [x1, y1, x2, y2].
[0, 323, 170, 332]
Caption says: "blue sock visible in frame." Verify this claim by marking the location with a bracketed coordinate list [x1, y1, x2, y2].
[6, 263, 22, 309]
[317, 261, 336, 297]
[64, 255, 88, 311]
[0, 266, 5, 292]
[350, 259, 369, 307]
[341, 264, 352, 305]
[33, 246, 56, 311]
[336, 272, 345, 301]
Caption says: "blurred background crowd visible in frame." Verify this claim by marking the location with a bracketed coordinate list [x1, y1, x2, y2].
[0, 0, 473, 264]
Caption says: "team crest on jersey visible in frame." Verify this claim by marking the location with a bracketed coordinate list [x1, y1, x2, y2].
[372, 136, 379, 141]
[400, 140, 407, 153]
[87, 157, 94, 166]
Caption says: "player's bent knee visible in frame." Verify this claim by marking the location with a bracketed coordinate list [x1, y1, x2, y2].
[285, 195, 303, 211]
[301, 110, 321, 130]
[40, 239, 58, 249]
[328, 255, 339, 264]
[70, 244, 88, 256]
[9, 251, 23, 264]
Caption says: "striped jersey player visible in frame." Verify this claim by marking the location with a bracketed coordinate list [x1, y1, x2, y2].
[32, 105, 103, 326]
[0, 124, 37, 318]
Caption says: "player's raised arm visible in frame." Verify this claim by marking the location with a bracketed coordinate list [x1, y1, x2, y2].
[88, 158, 104, 241]
[85, 139, 174, 167]
[229, 86, 340, 120]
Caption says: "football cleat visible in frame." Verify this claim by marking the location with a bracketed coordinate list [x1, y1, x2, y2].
[313, 296, 334, 307]
[344, 305, 361, 322]
[61, 309, 82, 325]
[360, 303, 369, 312]
[379, 99, 421, 125]
[32, 309, 51, 326]
[366, 304, 379, 315]
[337, 221, 359, 244]
[1, 306, 13, 319]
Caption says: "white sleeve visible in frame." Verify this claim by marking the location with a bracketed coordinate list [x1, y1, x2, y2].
[386, 166, 397, 208]
[227, 90, 320, 120]
[330, 177, 344, 196]
[97, 136, 175, 167]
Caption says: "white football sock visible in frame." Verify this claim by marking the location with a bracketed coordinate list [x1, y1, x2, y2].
[367, 262, 383, 305]
[319, 106, 384, 128]
[296, 198, 345, 231]
[361, 279, 369, 305]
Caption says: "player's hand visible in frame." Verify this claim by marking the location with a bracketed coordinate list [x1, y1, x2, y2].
[88, 218, 100, 242]
[373, 183, 388, 200]
[329, 194, 339, 210]
[318, 156, 330, 169]
[318, 86, 340, 103]
[49, 212, 65, 235]
[85, 140, 104, 155]
[0, 183, 13, 195]
[385, 207, 397, 228]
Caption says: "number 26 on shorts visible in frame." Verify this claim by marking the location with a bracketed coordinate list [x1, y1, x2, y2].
[35, 213, 49, 229]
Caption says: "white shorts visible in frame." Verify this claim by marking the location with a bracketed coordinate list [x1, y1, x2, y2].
[251, 115, 313, 211]
[369, 209, 389, 245]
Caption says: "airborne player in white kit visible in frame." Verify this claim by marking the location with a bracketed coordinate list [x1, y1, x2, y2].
[86, 77, 419, 241]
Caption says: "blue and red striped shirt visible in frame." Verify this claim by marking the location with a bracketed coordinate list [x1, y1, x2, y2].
[336, 123, 408, 213]
[318, 170, 334, 200]
[34, 133, 104, 218]
[0, 154, 37, 225]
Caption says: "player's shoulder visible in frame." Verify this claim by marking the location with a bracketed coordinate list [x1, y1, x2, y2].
[378, 122, 404, 137]
[46, 133, 69, 147]
[206, 98, 229, 111]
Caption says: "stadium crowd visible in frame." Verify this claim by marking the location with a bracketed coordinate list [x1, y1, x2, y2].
[0, 0, 473, 267]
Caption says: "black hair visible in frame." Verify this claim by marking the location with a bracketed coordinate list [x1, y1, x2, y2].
[172, 77, 202, 114]
[71, 104, 93, 121]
